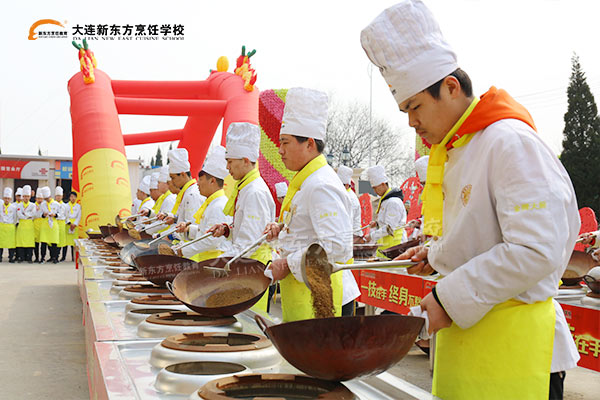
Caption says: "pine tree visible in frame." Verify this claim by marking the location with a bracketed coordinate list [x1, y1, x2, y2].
[155, 147, 163, 166]
[167, 143, 173, 164]
[150, 156, 155, 167]
[561, 54, 600, 215]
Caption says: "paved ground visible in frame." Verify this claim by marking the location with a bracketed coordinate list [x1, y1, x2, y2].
[0, 260, 88, 400]
[0, 261, 598, 399]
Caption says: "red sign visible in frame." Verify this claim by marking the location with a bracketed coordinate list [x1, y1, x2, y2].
[0, 160, 27, 178]
[0, 159, 51, 179]
[358, 270, 434, 314]
[560, 302, 600, 372]
[359, 193, 373, 236]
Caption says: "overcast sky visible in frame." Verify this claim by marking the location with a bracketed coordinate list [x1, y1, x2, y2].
[1, 0, 600, 167]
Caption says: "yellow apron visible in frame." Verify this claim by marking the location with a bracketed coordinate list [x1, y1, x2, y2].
[34, 218, 43, 242]
[0, 223, 16, 249]
[65, 203, 78, 246]
[40, 200, 59, 244]
[57, 220, 67, 247]
[433, 297, 555, 399]
[280, 267, 344, 322]
[16, 203, 35, 248]
[374, 188, 405, 258]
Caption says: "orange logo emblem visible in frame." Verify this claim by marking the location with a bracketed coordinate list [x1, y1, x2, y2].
[461, 184, 472, 207]
[28, 19, 65, 40]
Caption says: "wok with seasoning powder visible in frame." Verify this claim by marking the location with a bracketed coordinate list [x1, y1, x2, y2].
[133, 254, 197, 286]
[562, 250, 597, 286]
[99, 225, 120, 238]
[119, 238, 166, 266]
[167, 257, 270, 317]
[255, 314, 425, 381]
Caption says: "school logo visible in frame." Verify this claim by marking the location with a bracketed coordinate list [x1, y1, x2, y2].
[461, 184, 472, 207]
[28, 19, 68, 40]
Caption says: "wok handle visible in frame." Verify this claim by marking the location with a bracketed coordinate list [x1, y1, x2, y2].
[254, 314, 271, 335]
[583, 275, 597, 285]
[165, 281, 175, 296]
[334, 259, 419, 272]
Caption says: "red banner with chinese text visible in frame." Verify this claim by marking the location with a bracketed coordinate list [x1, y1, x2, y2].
[560, 303, 600, 372]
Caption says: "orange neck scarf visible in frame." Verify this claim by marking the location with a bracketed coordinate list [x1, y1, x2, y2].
[422, 87, 536, 236]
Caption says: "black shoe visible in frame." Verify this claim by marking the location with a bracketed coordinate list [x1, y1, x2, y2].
[39, 260, 45, 264]
[9, 259, 15, 263]
[28, 260, 34, 264]
[52, 259, 58, 264]
[60, 257, 66, 262]
[33, 259, 39, 263]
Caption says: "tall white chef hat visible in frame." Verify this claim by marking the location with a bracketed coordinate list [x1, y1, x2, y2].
[275, 182, 288, 198]
[367, 165, 388, 187]
[158, 166, 170, 183]
[3, 187, 12, 198]
[337, 165, 353, 186]
[225, 123, 260, 162]
[138, 176, 151, 195]
[415, 156, 429, 183]
[23, 185, 32, 197]
[16, 187, 23, 197]
[55, 186, 64, 196]
[150, 172, 159, 190]
[202, 145, 229, 180]
[168, 148, 191, 174]
[361, 0, 459, 105]
[280, 88, 328, 140]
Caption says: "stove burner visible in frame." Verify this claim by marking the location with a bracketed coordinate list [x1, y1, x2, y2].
[147, 312, 237, 327]
[132, 295, 183, 306]
[586, 292, 600, 299]
[167, 361, 246, 375]
[196, 374, 357, 399]
[155, 362, 249, 395]
[162, 332, 270, 353]
[122, 285, 169, 294]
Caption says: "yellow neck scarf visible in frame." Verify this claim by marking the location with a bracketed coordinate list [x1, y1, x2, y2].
[152, 190, 171, 213]
[223, 168, 260, 217]
[140, 197, 151, 208]
[422, 97, 479, 236]
[171, 179, 196, 215]
[3, 204, 9, 214]
[376, 188, 392, 214]
[279, 154, 327, 223]
[194, 189, 225, 223]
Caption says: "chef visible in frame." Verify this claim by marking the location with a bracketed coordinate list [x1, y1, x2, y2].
[15, 187, 23, 204]
[0, 188, 17, 263]
[33, 189, 45, 263]
[144, 167, 176, 236]
[133, 176, 154, 229]
[336, 165, 362, 316]
[361, 1, 579, 398]
[39, 186, 60, 264]
[63, 191, 81, 262]
[274, 182, 288, 206]
[263, 87, 353, 322]
[209, 122, 275, 312]
[157, 148, 205, 228]
[176, 145, 232, 261]
[407, 155, 429, 240]
[15, 185, 36, 263]
[54, 187, 67, 262]
[365, 165, 407, 258]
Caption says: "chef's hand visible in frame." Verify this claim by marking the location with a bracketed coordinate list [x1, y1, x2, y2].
[157, 213, 166, 221]
[140, 209, 150, 217]
[420, 292, 452, 334]
[163, 216, 175, 225]
[579, 232, 597, 245]
[592, 248, 600, 262]
[269, 258, 290, 281]
[396, 245, 434, 276]
[369, 221, 378, 229]
[175, 222, 189, 233]
[43, 212, 48, 217]
[408, 219, 421, 229]
[208, 223, 228, 238]
[263, 222, 282, 242]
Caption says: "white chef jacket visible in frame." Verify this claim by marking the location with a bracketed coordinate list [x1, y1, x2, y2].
[371, 194, 407, 242]
[182, 195, 232, 258]
[1, 203, 18, 224]
[343, 188, 362, 305]
[34, 202, 44, 219]
[17, 201, 36, 221]
[132, 198, 141, 215]
[135, 197, 155, 230]
[346, 188, 362, 232]
[222, 177, 275, 257]
[17, 201, 37, 221]
[168, 184, 205, 225]
[428, 119, 580, 372]
[56, 201, 67, 221]
[42, 200, 61, 227]
[146, 193, 177, 235]
[277, 165, 353, 283]
[66, 202, 81, 226]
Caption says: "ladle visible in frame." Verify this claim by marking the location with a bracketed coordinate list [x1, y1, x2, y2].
[134, 216, 159, 226]
[300, 242, 417, 291]
[149, 223, 189, 245]
[141, 220, 166, 232]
